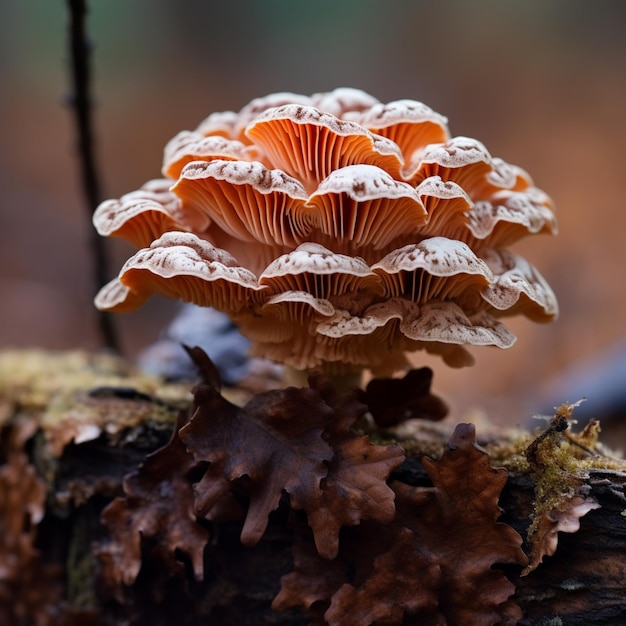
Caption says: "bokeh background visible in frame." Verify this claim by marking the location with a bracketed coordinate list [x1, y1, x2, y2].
[1, 0, 625, 428]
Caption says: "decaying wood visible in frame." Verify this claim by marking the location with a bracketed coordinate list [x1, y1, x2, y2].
[1, 350, 626, 625]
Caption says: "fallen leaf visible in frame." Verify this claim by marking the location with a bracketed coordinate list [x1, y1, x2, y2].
[304, 374, 405, 559]
[0, 416, 63, 625]
[522, 488, 600, 576]
[98, 412, 209, 597]
[324, 424, 526, 625]
[306, 434, 405, 559]
[272, 524, 350, 622]
[182, 368, 404, 558]
[181, 382, 335, 546]
[362, 367, 448, 427]
[325, 526, 441, 626]
[404, 423, 527, 624]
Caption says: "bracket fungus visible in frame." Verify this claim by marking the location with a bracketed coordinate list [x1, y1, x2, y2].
[94, 88, 558, 374]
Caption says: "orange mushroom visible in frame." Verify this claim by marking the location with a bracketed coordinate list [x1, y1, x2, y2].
[94, 88, 558, 375]
[92, 179, 187, 248]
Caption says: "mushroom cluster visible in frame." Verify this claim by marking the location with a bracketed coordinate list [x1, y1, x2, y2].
[94, 88, 557, 374]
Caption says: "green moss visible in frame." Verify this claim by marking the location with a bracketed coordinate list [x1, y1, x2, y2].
[495, 402, 626, 541]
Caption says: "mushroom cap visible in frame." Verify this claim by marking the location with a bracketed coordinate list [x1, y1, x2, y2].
[97, 232, 264, 314]
[371, 237, 493, 310]
[245, 104, 405, 193]
[259, 243, 381, 298]
[349, 99, 450, 169]
[481, 248, 559, 322]
[172, 159, 309, 247]
[92, 179, 187, 248]
[305, 164, 428, 253]
[466, 186, 558, 248]
[94, 89, 558, 374]
[163, 133, 262, 180]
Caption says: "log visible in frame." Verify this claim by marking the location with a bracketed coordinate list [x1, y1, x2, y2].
[1, 349, 626, 625]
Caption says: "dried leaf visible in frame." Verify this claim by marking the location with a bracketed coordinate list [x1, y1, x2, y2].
[272, 525, 350, 622]
[324, 424, 526, 625]
[523, 488, 600, 576]
[306, 434, 405, 559]
[181, 365, 404, 559]
[304, 374, 405, 559]
[181, 382, 335, 545]
[182, 343, 223, 390]
[0, 417, 63, 625]
[362, 367, 448, 427]
[326, 526, 442, 626]
[98, 412, 209, 597]
[405, 424, 527, 624]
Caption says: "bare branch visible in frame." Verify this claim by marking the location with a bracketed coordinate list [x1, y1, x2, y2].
[66, 0, 120, 352]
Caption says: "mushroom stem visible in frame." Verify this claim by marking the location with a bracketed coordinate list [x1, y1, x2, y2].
[283, 366, 364, 392]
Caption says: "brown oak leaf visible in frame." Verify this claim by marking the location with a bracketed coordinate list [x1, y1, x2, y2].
[304, 373, 405, 559]
[180, 364, 405, 559]
[276, 522, 441, 626]
[522, 487, 600, 576]
[402, 423, 527, 624]
[362, 367, 448, 427]
[180, 381, 335, 546]
[98, 411, 209, 596]
[305, 434, 405, 559]
[0, 417, 63, 626]
[323, 424, 526, 626]
[272, 524, 351, 623]
[326, 527, 441, 626]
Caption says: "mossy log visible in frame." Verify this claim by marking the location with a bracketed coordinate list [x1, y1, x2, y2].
[1, 350, 626, 625]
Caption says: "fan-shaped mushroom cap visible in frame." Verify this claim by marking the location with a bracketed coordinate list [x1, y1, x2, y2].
[96, 232, 264, 313]
[310, 87, 381, 118]
[94, 278, 144, 314]
[351, 100, 450, 166]
[94, 89, 559, 374]
[486, 158, 531, 192]
[245, 105, 404, 193]
[237, 291, 337, 356]
[406, 136, 493, 189]
[259, 243, 380, 298]
[305, 165, 427, 253]
[172, 160, 308, 246]
[93, 179, 187, 248]
[372, 238, 492, 311]
[398, 300, 515, 349]
[481, 248, 558, 322]
[163, 133, 261, 180]
[194, 110, 239, 138]
[313, 298, 514, 369]
[234, 92, 314, 140]
[412, 176, 472, 240]
[466, 186, 558, 249]
[261, 290, 335, 321]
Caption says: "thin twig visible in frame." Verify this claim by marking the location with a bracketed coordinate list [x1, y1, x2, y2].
[66, 0, 120, 352]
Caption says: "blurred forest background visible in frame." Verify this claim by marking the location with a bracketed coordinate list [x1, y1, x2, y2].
[1, 0, 625, 429]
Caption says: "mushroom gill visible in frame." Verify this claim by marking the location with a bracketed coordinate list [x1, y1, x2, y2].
[94, 88, 558, 375]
